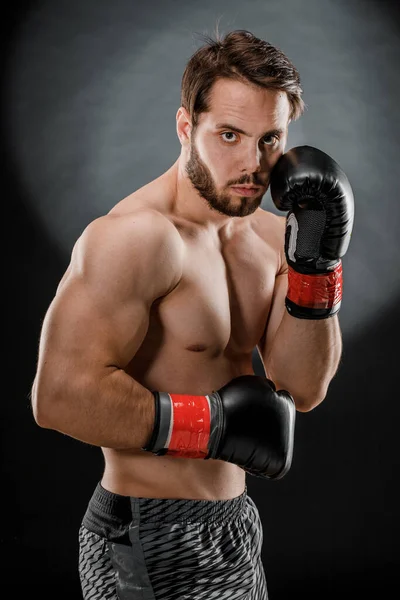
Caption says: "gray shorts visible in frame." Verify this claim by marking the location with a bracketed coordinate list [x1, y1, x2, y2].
[79, 482, 268, 599]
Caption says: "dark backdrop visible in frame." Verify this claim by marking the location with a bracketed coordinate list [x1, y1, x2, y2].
[3, 1, 399, 598]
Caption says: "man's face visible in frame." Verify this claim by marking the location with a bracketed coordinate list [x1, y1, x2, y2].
[185, 78, 291, 218]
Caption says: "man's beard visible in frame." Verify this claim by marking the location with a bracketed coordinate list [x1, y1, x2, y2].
[185, 138, 265, 218]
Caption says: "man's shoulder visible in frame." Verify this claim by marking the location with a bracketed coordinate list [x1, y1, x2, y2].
[252, 206, 286, 239]
[82, 205, 181, 250]
[71, 207, 183, 293]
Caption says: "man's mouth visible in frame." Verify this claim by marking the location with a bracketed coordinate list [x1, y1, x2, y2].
[230, 186, 263, 197]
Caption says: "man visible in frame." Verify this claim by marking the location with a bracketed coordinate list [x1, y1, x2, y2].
[31, 29, 354, 600]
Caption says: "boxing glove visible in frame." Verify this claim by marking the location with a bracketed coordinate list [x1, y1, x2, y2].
[270, 145, 355, 319]
[143, 375, 296, 480]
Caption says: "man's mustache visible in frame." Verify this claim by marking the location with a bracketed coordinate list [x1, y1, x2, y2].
[228, 175, 269, 187]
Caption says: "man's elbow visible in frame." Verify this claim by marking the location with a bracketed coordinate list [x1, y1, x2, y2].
[30, 375, 69, 429]
[292, 389, 327, 412]
[31, 383, 53, 428]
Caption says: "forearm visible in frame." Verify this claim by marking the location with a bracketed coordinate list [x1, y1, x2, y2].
[32, 367, 155, 449]
[263, 311, 342, 410]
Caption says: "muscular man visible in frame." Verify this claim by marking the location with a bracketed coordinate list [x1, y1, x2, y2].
[31, 29, 354, 600]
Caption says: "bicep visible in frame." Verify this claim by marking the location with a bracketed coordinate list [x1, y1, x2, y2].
[39, 275, 151, 376]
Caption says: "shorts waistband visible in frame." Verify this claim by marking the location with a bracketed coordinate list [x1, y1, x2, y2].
[90, 482, 248, 525]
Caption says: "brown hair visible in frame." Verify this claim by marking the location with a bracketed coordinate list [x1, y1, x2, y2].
[181, 29, 305, 127]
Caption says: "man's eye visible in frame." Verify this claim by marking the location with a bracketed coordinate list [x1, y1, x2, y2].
[221, 132, 238, 143]
[263, 135, 279, 146]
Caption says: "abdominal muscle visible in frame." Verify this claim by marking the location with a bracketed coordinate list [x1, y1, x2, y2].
[101, 449, 246, 500]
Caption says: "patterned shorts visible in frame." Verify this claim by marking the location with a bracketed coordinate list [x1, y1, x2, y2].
[79, 482, 268, 599]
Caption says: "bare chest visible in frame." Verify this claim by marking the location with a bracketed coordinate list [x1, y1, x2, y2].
[153, 227, 279, 357]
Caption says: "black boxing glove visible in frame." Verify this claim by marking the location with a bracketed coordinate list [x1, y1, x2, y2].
[143, 375, 295, 480]
[270, 145, 355, 319]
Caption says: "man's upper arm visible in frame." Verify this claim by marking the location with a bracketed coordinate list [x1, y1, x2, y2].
[257, 270, 288, 366]
[36, 211, 183, 382]
[257, 216, 288, 367]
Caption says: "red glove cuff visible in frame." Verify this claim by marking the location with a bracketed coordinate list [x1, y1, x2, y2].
[166, 394, 211, 458]
[287, 262, 343, 310]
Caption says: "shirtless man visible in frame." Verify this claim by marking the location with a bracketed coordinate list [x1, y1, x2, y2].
[31, 30, 354, 600]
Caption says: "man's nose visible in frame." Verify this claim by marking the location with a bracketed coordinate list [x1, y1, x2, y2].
[240, 145, 262, 174]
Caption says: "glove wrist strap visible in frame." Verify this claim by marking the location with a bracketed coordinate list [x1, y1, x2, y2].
[143, 392, 215, 458]
[286, 261, 343, 319]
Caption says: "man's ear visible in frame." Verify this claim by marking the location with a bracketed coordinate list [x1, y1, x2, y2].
[176, 107, 192, 145]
